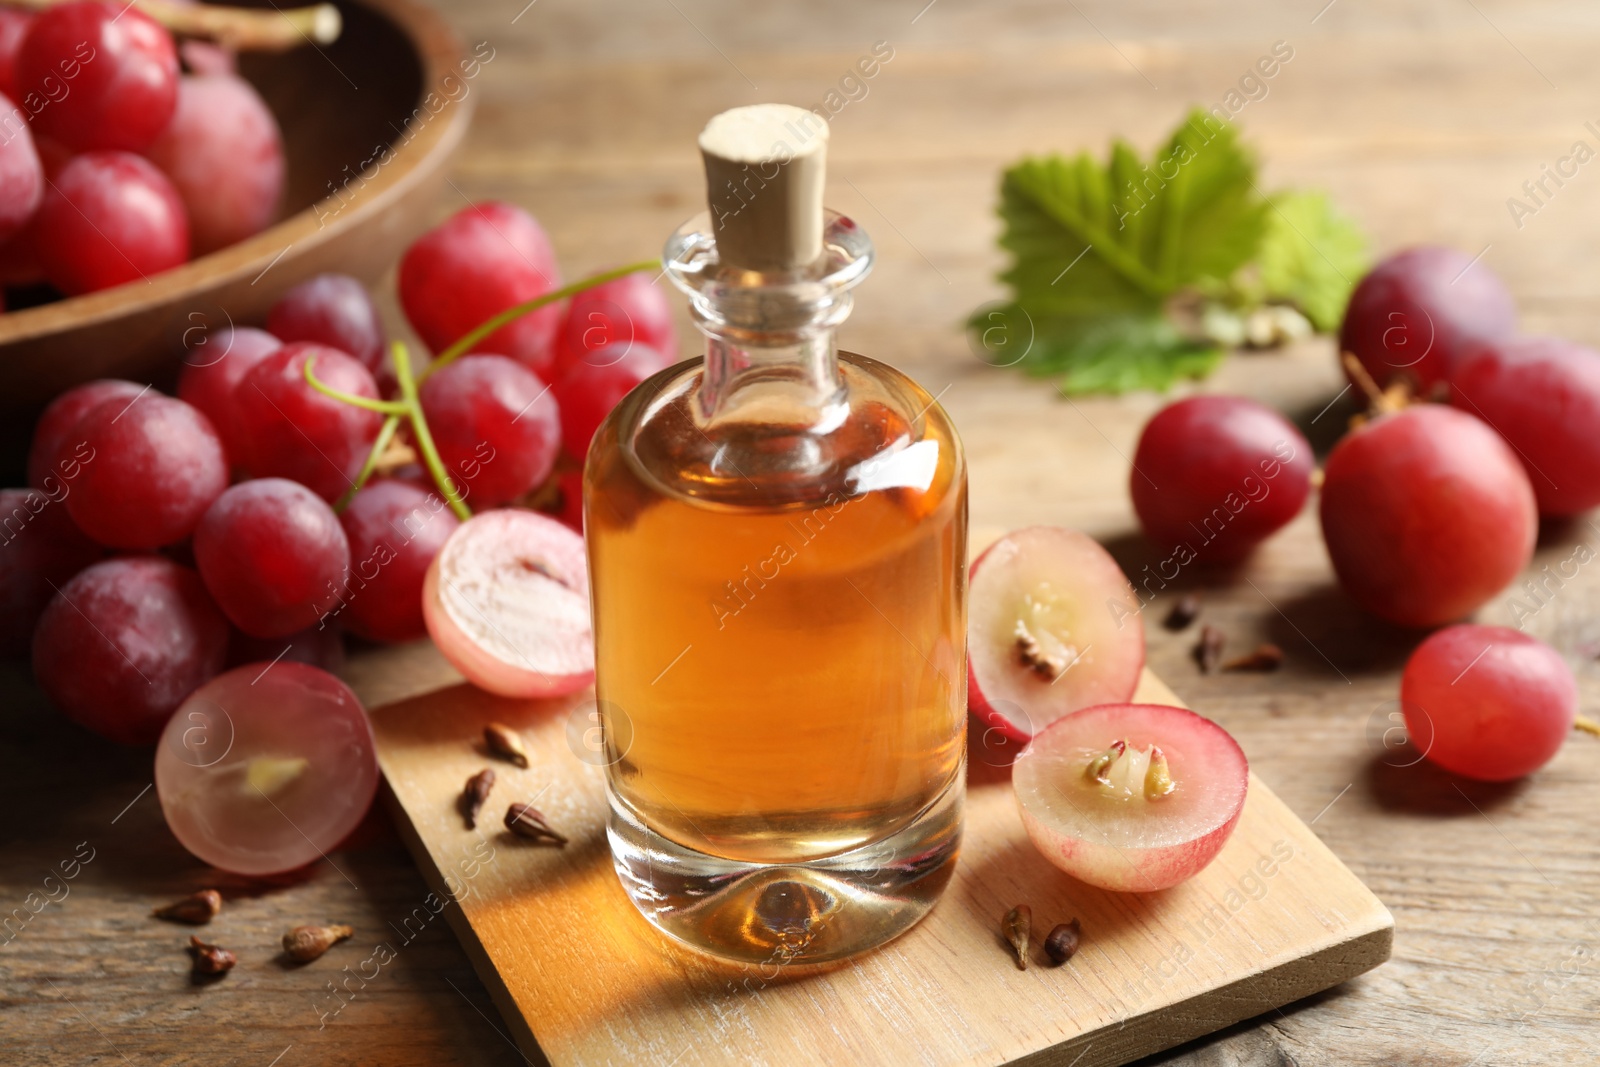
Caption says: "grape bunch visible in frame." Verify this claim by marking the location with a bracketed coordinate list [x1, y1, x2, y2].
[11, 194, 674, 870]
[1, 0, 285, 305]
[13, 197, 673, 754]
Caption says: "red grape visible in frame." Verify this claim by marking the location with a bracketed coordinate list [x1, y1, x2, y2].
[31, 151, 189, 295]
[176, 325, 281, 463]
[338, 478, 459, 642]
[0, 91, 42, 242]
[194, 479, 350, 638]
[553, 342, 672, 460]
[228, 623, 344, 674]
[1401, 624, 1576, 781]
[27, 378, 145, 490]
[1129, 396, 1313, 563]
[0, 9, 30, 100]
[33, 556, 229, 744]
[16, 1, 177, 153]
[0, 487, 101, 657]
[1319, 405, 1536, 627]
[419, 354, 560, 507]
[553, 271, 678, 378]
[266, 273, 383, 372]
[143, 73, 283, 255]
[234, 342, 383, 502]
[1340, 246, 1516, 391]
[64, 392, 229, 549]
[1450, 336, 1600, 517]
[398, 201, 565, 377]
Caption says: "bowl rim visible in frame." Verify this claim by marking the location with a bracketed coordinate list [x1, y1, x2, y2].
[0, 0, 473, 344]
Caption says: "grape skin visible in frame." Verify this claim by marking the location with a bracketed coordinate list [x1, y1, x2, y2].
[33, 556, 229, 745]
[63, 392, 229, 549]
[30, 151, 190, 295]
[27, 378, 145, 490]
[1319, 405, 1536, 628]
[398, 201, 566, 377]
[0, 91, 42, 242]
[337, 478, 460, 642]
[194, 479, 351, 639]
[267, 273, 385, 373]
[1340, 246, 1516, 391]
[16, 1, 178, 153]
[176, 326, 281, 466]
[419, 354, 560, 508]
[554, 342, 672, 460]
[233, 342, 383, 502]
[143, 73, 284, 255]
[1401, 624, 1576, 781]
[1129, 396, 1313, 563]
[1450, 336, 1600, 517]
[0, 487, 101, 658]
[553, 272, 678, 379]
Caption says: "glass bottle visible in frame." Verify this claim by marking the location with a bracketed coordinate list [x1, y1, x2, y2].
[584, 104, 967, 965]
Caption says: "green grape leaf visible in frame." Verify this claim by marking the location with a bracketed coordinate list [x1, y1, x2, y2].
[1256, 190, 1369, 331]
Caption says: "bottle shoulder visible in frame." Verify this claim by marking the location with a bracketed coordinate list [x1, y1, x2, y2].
[592, 350, 965, 515]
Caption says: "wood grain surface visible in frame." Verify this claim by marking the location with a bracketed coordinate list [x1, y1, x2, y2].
[369, 670, 1390, 1067]
[6, 1, 1600, 1065]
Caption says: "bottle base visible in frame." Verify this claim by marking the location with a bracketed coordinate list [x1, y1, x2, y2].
[606, 776, 963, 967]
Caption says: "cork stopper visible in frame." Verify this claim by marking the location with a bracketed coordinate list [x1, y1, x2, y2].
[699, 104, 829, 273]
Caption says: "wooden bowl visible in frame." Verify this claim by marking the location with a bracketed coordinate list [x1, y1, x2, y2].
[0, 0, 473, 415]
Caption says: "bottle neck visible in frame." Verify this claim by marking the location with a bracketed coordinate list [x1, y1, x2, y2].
[693, 295, 849, 430]
[663, 209, 875, 433]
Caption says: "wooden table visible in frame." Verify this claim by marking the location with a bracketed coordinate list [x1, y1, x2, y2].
[6, 1, 1600, 1064]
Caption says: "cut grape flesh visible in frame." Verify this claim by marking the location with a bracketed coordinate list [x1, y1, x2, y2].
[1014, 703, 1248, 893]
[423, 509, 593, 698]
[968, 526, 1145, 742]
[155, 662, 377, 876]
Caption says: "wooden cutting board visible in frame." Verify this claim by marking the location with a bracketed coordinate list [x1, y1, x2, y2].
[369, 668, 1392, 1067]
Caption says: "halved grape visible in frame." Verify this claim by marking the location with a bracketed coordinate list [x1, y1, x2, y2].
[1130, 396, 1313, 563]
[1014, 703, 1248, 892]
[968, 527, 1145, 743]
[1401, 624, 1576, 782]
[423, 509, 592, 698]
[33, 557, 229, 744]
[1319, 405, 1536, 627]
[419, 354, 560, 508]
[194, 479, 350, 638]
[64, 393, 229, 549]
[155, 662, 378, 876]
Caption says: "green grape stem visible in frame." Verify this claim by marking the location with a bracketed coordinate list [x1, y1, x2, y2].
[306, 259, 661, 517]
